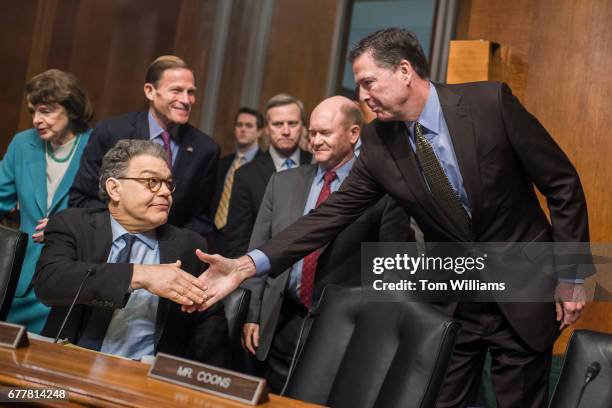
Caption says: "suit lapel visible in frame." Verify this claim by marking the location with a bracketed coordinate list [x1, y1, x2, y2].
[380, 121, 459, 237]
[171, 124, 191, 179]
[436, 84, 482, 233]
[26, 137, 48, 215]
[258, 152, 276, 183]
[154, 225, 178, 348]
[78, 211, 115, 351]
[290, 165, 317, 217]
[134, 112, 150, 140]
[90, 210, 114, 260]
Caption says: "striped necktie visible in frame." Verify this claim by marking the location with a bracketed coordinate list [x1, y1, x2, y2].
[214, 154, 244, 230]
[414, 122, 471, 239]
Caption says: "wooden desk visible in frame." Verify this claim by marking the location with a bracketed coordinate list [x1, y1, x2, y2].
[0, 339, 319, 407]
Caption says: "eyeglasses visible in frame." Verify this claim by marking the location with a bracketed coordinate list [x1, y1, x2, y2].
[117, 177, 176, 193]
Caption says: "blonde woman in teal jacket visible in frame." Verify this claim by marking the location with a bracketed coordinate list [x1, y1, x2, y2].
[0, 69, 93, 333]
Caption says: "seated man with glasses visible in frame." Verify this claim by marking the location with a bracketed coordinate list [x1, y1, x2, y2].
[33, 139, 228, 365]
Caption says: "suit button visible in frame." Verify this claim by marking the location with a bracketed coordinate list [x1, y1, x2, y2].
[92, 300, 98, 306]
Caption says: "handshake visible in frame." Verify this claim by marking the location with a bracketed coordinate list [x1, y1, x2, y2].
[131, 249, 257, 312]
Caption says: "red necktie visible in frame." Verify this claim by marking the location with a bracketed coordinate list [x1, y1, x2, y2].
[161, 130, 173, 167]
[300, 170, 337, 308]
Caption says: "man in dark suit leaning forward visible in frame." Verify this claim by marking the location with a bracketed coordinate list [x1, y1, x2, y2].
[69, 55, 220, 236]
[241, 96, 411, 392]
[193, 29, 591, 407]
[35, 140, 228, 365]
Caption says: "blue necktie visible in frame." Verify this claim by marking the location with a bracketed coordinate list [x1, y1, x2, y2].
[284, 158, 294, 169]
[115, 234, 136, 263]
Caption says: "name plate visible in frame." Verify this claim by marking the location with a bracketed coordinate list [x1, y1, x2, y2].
[0, 321, 29, 349]
[148, 353, 268, 405]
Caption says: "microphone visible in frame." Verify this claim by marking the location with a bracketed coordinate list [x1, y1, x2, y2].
[54, 267, 96, 344]
[585, 362, 601, 383]
[575, 361, 601, 408]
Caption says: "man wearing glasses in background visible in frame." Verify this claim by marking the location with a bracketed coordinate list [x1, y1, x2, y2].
[34, 140, 228, 365]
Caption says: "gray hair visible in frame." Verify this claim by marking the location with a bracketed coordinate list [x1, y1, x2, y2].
[98, 139, 167, 201]
[264, 93, 307, 126]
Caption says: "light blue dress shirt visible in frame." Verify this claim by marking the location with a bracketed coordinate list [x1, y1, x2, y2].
[148, 110, 179, 166]
[405, 82, 470, 216]
[240, 144, 260, 163]
[285, 157, 355, 300]
[269, 146, 302, 172]
[100, 216, 160, 360]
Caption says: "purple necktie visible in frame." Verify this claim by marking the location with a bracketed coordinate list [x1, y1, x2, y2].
[161, 130, 172, 167]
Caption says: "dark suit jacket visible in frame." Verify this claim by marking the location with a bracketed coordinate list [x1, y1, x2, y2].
[257, 82, 591, 352]
[68, 111, 220, 235]
[244, 164, 412, 360]
[33, 208, 228, 365]
[212, 150, 262, 214]
[224, 149, 312, 257]
[209, 149, 264, 255]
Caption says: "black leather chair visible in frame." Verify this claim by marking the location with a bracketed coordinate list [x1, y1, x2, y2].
[221, 287, 251, 369]
[549, 330, 612, 408]
[0, 225, 27, 321]
[283, 285, 461, 408]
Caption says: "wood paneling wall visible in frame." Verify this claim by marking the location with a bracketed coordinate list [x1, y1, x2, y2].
[258, 0, 340, 124]
[0, 0, 39, 154]
[1, 0, 342, 157]
[1, 0, 217, 153]
[456, 0, 612, 352]
[213, 0, 262, 155]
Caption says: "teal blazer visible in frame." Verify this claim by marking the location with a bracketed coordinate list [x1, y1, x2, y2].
[0, 128, 91, 332]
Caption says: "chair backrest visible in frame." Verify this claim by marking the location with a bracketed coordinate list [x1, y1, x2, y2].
[221, 287, 251, 368]
[0, 225, 28, 321]
[283, 285, 460, 408]
[549, 330, 612, 408]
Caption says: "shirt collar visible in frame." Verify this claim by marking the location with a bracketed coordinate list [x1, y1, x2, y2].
[238, 144, 259, 162]
[148, 110, 178, 140]
[269, 145, 301, 170]
[109, 214, 158, 250]
[315, 155, 355, 184]
[405, 82, 442, 135]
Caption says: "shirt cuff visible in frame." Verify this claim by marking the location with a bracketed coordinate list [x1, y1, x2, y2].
[557, 278, 585, 284]
[247, 249, 271, 277]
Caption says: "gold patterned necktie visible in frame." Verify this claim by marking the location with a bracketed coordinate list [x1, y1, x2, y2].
[414, 122, 472, 239]
[214, 154, 244, 230]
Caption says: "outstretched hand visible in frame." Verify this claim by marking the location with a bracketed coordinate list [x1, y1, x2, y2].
[182, 250, 257, 313]
[132, 260, 207, 306]
[555, 282, 586, 331]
